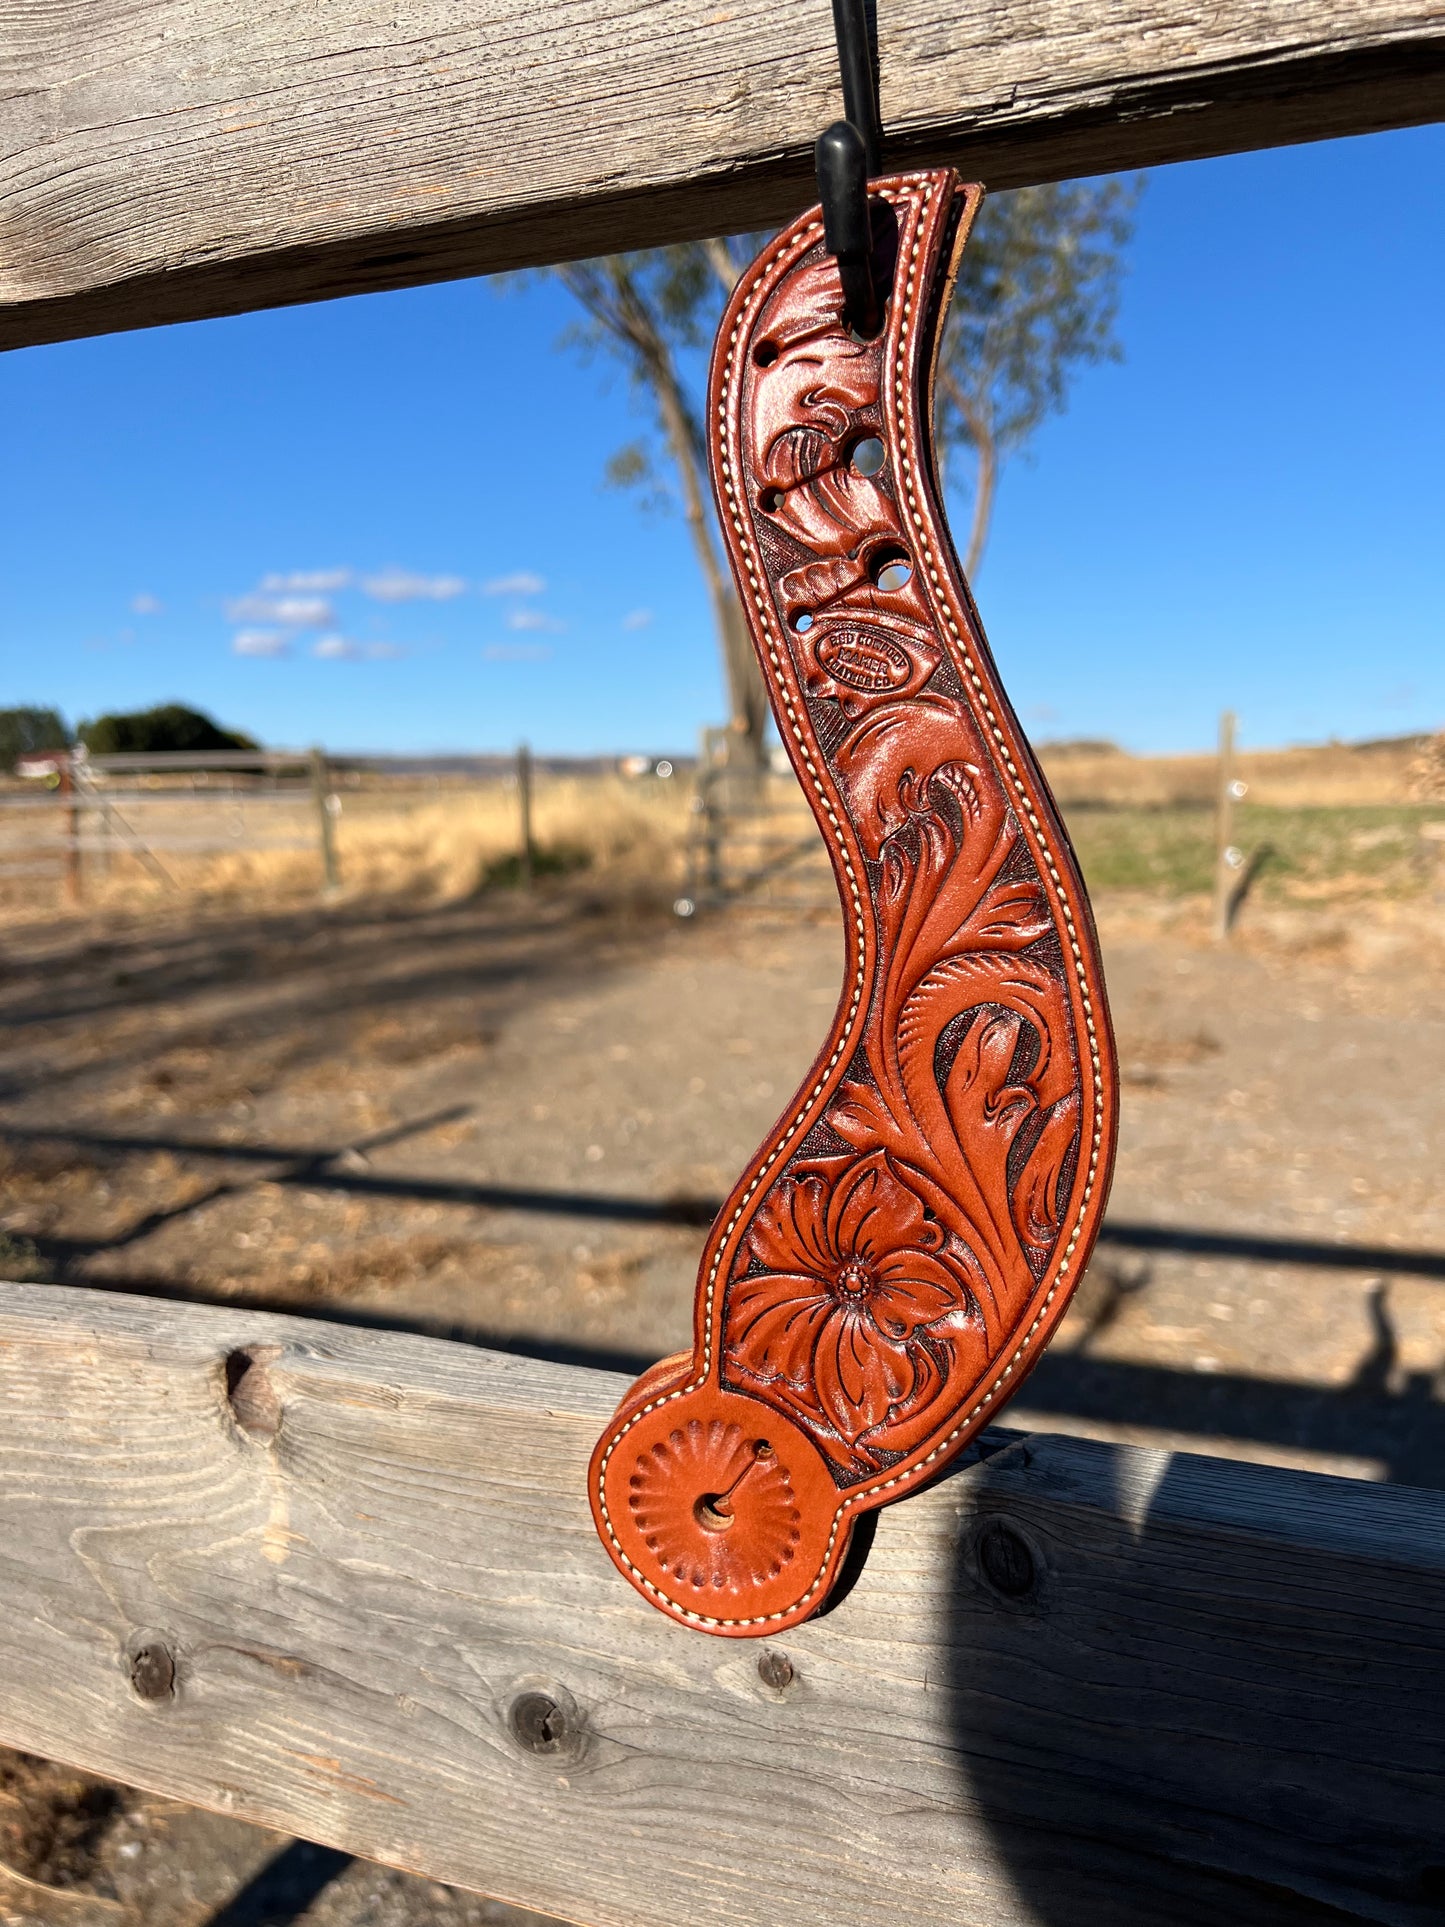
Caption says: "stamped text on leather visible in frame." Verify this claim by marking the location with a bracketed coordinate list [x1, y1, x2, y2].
[590, 171, 1119, 1635]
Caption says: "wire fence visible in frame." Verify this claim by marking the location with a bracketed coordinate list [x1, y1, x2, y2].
[0, 747, 672, 908]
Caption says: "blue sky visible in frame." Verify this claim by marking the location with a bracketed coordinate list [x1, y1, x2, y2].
[1, 123, 1441, 756]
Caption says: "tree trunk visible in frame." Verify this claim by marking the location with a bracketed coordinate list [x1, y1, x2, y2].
[556, 251, 769, 769]
[701, 237, 743, 296]
[963, 423, 997, 581]
[939, 370, 1000, 582]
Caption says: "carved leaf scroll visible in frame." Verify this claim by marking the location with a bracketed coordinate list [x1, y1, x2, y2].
[590, 170, 1119, 1636]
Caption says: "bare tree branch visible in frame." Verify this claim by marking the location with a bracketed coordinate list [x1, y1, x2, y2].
[701, 237, 743, 297]
[939, 370, 1001, 580]
[935, 178, 1139, 581]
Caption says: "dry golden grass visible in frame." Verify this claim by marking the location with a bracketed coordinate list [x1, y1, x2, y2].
[2, 735, 1440, 923]
[1035, 735, 1427, 809]
[0, 774, 694, 921]
[1408, 732, 1445, 801]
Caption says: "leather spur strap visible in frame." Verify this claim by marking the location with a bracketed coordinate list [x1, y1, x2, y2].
[590, 169, 1119, 1636]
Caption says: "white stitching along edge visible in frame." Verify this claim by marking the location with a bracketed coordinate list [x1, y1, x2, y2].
[596, 181, 1104, 1628]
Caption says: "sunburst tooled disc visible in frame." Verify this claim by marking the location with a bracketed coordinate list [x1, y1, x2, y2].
[628, 1418, 802, 1596]
[589, 169, 1119, 1637]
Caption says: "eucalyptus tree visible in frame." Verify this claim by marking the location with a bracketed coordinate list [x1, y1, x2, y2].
[529, 180, 1137, 762]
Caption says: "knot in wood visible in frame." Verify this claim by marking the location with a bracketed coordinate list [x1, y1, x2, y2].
[128, 1641, 176, 1703]
[225, 1345, 283, 1442]
[757, 1649, 794, 1692]
[509, 1691, 571, 1756]
[976, 1518, 1037, 1600]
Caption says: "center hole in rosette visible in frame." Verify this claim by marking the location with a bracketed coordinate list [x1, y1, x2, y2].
[694, 1494, 736, 1532]
[694, 1438, 775, 1531]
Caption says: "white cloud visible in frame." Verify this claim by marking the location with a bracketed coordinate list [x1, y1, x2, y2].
[622, 607, 653, 631]
[483, 571, 546, 597]
[506, 608, 566, 634]
[360, 569, 467, 603]
[232, 630, 290, 658]
[227, 592, 334, 627]
[484, 643, 553, 663]
[260, 568, 352, 593]
[312, 635, 406, 662]
[131, 592, 163, 616]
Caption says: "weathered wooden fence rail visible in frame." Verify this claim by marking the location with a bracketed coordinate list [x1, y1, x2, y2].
[3, 0, 1444, 348]
[1, 1283, 1442, 1926]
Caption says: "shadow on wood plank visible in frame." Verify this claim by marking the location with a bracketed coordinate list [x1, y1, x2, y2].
[947, 1439, 1445, 1925]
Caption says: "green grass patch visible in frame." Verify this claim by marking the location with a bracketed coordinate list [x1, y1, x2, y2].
[1060, 803, 1445, 900]
[478, 843, 593, 891]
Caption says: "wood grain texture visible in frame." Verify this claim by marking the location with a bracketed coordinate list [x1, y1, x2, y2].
[2, 1282, 1443, 1925]
[2, 0, 1444, 350]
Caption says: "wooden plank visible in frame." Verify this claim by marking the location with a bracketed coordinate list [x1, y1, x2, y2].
[1, 1288, 1443, 1927]
[3, 0, 1444, 351]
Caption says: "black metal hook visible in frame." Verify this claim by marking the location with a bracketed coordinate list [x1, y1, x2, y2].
[816, 0, 883, 337]
[830, 0, 881, 171]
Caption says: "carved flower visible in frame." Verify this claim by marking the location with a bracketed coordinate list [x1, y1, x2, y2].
[726, 1152, 969, 1445]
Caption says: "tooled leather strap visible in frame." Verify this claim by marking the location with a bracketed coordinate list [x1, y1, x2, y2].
[590, 169, 1119, 1636]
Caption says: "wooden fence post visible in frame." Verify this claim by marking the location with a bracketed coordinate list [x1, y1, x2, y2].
[58, 755, 82, 907]
[1211, 710, 1246, 941]
[310, 747, 340, 895]
[517, 742, 535, 887]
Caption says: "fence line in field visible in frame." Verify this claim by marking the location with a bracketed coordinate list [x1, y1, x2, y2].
[0, 747, 691, 905]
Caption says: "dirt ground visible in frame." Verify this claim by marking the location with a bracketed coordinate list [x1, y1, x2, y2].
[3, 877, 1444, 1923]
